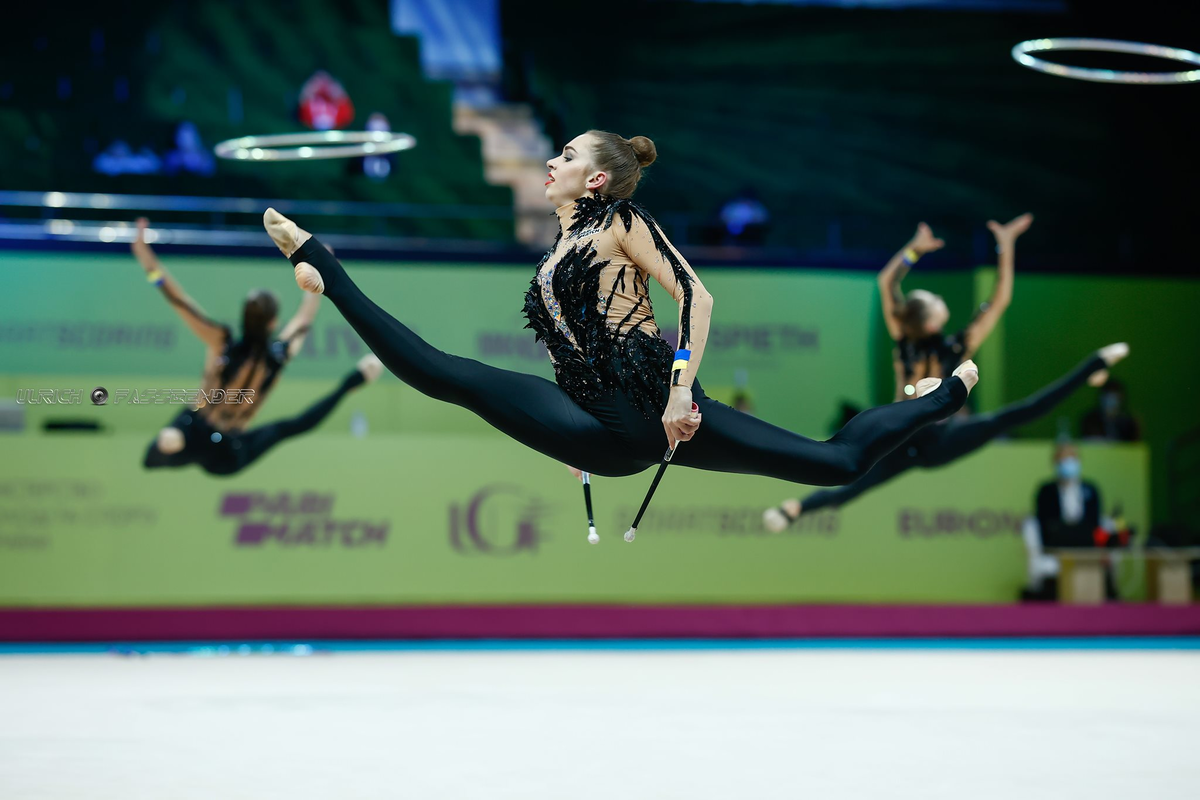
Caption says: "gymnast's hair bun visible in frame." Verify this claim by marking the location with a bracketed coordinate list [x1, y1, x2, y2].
[629, 136, 657, 168]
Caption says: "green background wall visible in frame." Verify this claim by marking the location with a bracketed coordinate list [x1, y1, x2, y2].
[0, 251, 1194, 608]
[0, 253, 875, 440]
[0, 435, 1147, 606]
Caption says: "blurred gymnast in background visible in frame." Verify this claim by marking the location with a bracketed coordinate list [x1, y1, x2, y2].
[133, 217, 382, 476]
[764, 217, 1128, 530]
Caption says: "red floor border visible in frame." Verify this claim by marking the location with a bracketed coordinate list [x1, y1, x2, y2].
[2, 604, 1199, 641]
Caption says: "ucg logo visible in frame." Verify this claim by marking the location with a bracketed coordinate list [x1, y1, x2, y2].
[448, 485, 549, 555]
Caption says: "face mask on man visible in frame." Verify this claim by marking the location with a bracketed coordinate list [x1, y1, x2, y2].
[1056, 457, 1082, 481]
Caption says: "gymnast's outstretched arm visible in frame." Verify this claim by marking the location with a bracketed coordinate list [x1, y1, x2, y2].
[132, 217, 228, 349]
[277, 292, 321, 358]
[963, 212, 1033, 356]
[878, 222, 945, 341]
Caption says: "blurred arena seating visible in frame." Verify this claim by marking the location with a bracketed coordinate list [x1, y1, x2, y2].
[0, 0, 514, 242]
[500, 1, 1198, 271]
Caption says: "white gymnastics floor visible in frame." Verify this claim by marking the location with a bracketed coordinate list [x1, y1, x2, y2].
[1, 642, 1198, 800]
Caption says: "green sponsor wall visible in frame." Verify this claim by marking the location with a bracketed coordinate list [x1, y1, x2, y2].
[0, 252, 1190, 606]
[0, 253, 874, 440]
[0, 436, 1147, 606]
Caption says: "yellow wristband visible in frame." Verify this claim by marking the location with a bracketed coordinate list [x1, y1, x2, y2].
[672, 359, 690, 372]
[146, 269, 164, 285]
[902, 248, 919, 264]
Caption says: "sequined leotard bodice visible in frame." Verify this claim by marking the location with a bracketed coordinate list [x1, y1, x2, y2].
[522, 194, 710, 417]
[892, 331, 968, 401]
[892, 303, 991, 401]
[196, 331, 291, 431]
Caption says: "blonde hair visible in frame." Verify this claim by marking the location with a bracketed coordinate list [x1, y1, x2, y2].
[897, 289, 942, 339]
[586, 130, 657, 199]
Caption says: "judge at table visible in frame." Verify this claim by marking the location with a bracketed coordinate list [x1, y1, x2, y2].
[1036, 442, 1102, 549]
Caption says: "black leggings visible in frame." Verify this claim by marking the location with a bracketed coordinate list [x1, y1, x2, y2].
[143, 369, 365, 476]
[288, 237, 968, 485]
[800, 352, 1108, 511]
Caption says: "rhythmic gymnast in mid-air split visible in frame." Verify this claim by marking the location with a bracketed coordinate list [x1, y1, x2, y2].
[261, 130, 977, 494]
[133, 217, 383, 476]
[763, 218, 1128, 530]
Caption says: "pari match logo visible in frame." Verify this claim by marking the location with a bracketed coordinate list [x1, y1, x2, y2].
[449, 485, 550, 555]
[220, 492, 389, 548]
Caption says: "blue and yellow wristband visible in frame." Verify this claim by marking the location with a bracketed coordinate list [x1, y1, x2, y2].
[146, 269, 165, 287]
[671, 348, 691, 386]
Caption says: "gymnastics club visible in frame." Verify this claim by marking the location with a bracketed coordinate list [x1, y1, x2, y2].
[582, 472, 599, 545]
[624, 402, 699, 542]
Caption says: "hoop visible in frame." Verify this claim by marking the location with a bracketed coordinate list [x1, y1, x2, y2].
[213, 131, 417, 162]
[1011, 38, 1200, 85]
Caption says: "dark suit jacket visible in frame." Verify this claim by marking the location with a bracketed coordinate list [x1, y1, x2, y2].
[1081, 409, 1140, 442]
[1036, 481, 1102, 549]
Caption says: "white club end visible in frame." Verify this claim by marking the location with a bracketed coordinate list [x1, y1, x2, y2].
[587, 526, 599, 545]
[624, 527, 637, 542]
[762, 507, 789, 534]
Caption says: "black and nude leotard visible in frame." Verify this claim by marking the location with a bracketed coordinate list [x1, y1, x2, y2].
[281, 193, 969, 484]
[143, 302, 362, 477]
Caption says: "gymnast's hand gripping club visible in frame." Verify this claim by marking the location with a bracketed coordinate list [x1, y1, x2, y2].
[624, 401, 700, 542]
